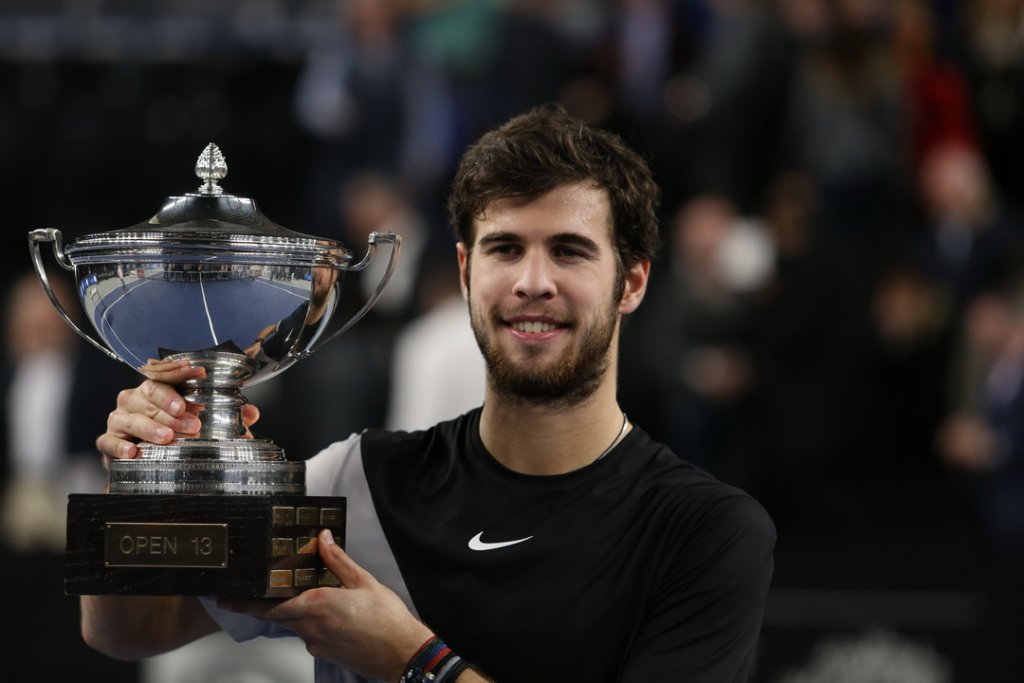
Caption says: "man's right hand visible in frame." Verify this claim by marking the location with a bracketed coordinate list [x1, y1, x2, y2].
[96, 358, 260, 461]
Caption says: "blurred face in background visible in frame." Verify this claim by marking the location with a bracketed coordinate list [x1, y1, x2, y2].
[919, 143, 991, 226]
[5, 275, 73, 361]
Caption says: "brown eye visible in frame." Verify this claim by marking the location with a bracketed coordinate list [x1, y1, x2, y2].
[553, 246, 585, 260]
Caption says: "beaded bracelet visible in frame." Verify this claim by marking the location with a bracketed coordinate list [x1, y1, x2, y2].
[399, 636, 470, 683]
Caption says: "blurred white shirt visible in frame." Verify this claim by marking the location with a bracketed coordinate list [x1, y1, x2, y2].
[386, 296, 485, 432]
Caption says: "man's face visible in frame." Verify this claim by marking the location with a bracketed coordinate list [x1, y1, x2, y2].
[457, 182, 648, 408]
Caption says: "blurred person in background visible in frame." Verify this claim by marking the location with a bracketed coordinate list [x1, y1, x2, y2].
[0, 271, 136, 681]
[338, 172, 430, 320]
[938, 281, 1024, 546]
[294, 0, 456, 237]
[891, 0, 978, 173]
[385, 239, 485, 432]
[1, 273, 79, 552]
[741, 170, 869, 535]
[936, 279, 1024, 682]
[0, 272, 132, 551]
[622, 194, 769, 483]
[861, 264, 954, 532]
[468, 0, 575, 133]
[778, 0, 910, 236]
[681, 0, 796, 209]
[913, 141, 1023, 313]
[957, 0, 1024, 215]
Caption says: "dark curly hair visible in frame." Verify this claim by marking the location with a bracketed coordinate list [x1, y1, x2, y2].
[447, 105, 660, 271]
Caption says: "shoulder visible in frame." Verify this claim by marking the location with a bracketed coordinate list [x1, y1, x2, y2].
[621, 428, 776, 567]
[689, 491, 777, 571]
[363, 409, 477, 458]
[304, 410, 479, 495]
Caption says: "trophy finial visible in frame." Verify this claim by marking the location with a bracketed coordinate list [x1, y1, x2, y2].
[195, 143, 228, 195]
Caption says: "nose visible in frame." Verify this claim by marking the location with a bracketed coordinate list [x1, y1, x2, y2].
[513, 250, 556, 301]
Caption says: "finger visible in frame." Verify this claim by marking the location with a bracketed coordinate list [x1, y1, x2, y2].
[241, 404, 260, 429]
[318, 529, 366, 588]
[125, 383, 202, 435]
[137, 358, 207, 383]
[95, 433, 139, 460]
[107, 408, 180, 445]
[136, 380, 188, 417]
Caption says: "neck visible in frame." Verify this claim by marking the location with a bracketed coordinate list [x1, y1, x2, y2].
[478, 378, 629, 476]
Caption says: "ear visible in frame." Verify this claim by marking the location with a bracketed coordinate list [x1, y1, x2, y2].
[456, 242, 470, 301]
[618, 259, 650, 315]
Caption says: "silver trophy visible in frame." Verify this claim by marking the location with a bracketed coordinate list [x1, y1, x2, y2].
[29, 144, 400, 597]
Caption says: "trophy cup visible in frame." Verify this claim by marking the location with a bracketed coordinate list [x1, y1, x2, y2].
[28, 144, 400, 597]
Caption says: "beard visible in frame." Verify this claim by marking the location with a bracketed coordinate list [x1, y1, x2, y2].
[469, 298, 618, 410]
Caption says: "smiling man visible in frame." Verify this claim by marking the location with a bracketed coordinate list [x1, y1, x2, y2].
[87, 105, 775, 683]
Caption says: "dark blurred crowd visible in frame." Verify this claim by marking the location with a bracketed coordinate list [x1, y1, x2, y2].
[4, 0, 1024, 680]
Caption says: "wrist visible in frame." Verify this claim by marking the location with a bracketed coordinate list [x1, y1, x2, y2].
[398, 635, 472, 683]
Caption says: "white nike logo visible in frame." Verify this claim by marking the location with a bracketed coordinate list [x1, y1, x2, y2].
[468, 531, 534, 551]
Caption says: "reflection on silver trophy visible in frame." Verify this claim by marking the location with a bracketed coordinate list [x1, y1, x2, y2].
[28, 144, 400, 596]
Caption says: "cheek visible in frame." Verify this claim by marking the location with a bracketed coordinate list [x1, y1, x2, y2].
[466, 265, 507, 300]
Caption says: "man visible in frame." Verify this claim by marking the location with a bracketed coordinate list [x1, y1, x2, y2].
[89, 106, 775, 682]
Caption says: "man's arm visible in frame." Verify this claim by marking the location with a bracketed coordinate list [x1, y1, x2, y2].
[81, 595, 219, 660]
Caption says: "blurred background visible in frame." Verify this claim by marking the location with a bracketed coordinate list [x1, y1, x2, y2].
[2, 0, 1023, 681]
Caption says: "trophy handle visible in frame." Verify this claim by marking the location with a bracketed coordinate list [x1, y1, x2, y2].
[28, 228, 122, 363]
[299, 230, 402, 359]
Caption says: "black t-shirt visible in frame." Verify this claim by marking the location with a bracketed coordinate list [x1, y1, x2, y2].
[208, 408, 776, 682]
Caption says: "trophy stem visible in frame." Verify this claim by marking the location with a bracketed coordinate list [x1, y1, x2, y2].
[173, 350, 257, 441]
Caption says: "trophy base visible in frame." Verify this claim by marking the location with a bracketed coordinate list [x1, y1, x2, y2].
[65, 493, 346, 598]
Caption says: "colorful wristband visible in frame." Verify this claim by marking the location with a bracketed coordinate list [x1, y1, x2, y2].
[399, 636, 470, 683]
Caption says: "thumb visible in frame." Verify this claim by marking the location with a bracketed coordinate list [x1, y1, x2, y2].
[319, 528, 365, 588]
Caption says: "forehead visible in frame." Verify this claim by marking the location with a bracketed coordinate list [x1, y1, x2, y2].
[473, 182, 613, 243]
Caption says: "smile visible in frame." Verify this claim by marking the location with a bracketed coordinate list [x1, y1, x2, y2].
[511, 320, 559, 333]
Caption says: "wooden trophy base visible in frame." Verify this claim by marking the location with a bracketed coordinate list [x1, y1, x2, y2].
[65, 493, 346, 598]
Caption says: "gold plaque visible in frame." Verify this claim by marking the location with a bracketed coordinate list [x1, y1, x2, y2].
[105, 523, 228, 568]
[295, 568, 318, 587]
[271, 538, 294, 557]
[272, 506, 296, 527]
[296, 507, 318, 526]
[269, 570, 293, 588]
[320, 507, 344, 526]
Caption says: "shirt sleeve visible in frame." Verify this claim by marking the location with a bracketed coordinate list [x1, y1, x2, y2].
[620, 494, 776, 683]
[199, 597, 296, 642]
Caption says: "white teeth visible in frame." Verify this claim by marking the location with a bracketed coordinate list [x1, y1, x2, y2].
[513, 321, 556, 333]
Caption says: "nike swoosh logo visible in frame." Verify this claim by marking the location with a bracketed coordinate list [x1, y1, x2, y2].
[468, 531, 534, 551]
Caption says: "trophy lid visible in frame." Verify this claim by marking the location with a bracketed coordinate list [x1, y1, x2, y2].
[64, 143, 352, 268]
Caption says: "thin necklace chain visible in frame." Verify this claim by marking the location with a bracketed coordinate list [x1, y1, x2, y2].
[594, 411, 629, 463]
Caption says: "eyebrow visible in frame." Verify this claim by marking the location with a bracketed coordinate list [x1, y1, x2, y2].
[477, 231, 602, 253]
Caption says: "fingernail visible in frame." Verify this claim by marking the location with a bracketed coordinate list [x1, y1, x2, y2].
[182, 416, 200, 432]
[169, 399, 183, 415]
[155, 427, 173, 441]
[321, 528, 335, 545]
[120, 443, 134, 458]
